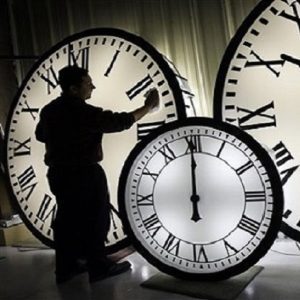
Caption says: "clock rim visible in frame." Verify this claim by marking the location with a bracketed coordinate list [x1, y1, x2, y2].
[212, 0, 299, 241]
[4, 27, 190, 252]
[118, 116, 283, 280]
[213, 0, 273, 117]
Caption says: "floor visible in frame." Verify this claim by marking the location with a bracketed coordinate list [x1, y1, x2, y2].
[0, 238, 299, 300]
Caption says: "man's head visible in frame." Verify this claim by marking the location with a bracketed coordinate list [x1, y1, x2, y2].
[58, 65, 95, 100]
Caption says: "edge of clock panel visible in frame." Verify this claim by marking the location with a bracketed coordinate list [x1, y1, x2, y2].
[213, 0, 273, 119]
[3, 27, 195, 249]
[213, 0, 300, 241]
[118, 117, 283, 280]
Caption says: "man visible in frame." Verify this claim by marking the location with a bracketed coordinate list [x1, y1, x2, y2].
[35, 65, 159, 284]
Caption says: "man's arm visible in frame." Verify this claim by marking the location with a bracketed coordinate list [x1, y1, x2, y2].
[87, 88, 160, 133]
[131, 88, 159, 121]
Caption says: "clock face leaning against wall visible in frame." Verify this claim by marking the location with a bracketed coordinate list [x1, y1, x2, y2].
[4, 28, 196, 252]
[118, 117, 283, 280]
[214, 0, 300, 241]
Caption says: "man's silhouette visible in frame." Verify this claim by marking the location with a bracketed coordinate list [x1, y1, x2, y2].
[35, 65, 159, 284]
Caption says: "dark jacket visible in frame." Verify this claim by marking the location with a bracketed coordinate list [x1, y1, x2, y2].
[35, 95, 135, 166]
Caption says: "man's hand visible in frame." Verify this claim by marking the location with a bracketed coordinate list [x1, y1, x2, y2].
[131, 88, 160, 122]
[145, 88, 159, 110]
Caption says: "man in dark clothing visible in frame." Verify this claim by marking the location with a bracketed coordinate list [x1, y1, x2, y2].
[35, 65, 159, 284]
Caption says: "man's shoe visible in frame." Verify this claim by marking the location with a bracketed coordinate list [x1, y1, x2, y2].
[89, 261, 131, 283]
[56, 264, 87, 284]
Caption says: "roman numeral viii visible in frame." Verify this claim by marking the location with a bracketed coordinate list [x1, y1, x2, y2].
[17, 165, 37, 201]
[35, 194, 56, 234]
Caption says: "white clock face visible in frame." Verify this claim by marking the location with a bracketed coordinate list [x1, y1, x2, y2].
[214, 0, 300, 241]
[118, 117, 283, 280]
[5, 28, 196, 251]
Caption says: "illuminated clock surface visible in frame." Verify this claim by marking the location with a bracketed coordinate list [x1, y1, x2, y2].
[5, 28, 196, 252]
[214, 0, 300, 241]
[118, 117, 283, 280]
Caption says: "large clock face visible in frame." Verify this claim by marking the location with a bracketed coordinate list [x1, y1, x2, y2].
[5, 28, 196, 251]
[214, 0, 300, 241]
[118, 117, 283, 280]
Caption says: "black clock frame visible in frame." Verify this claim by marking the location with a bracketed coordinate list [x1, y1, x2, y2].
[213, 0, 299, 241]
[214, 0, 272, 117]
[118, 117, 283, 280]
[4, 27, 191, 252]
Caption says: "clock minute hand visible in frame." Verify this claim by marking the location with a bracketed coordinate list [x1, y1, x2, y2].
[188, 140, 201, 222]
[281, 53, 300, 68]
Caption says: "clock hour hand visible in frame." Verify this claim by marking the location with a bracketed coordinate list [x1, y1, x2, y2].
[187, 140, 202, 222]
[281, 53, 300, 68]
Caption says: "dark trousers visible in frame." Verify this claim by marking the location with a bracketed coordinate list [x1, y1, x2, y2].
[47, 164, 111, 275]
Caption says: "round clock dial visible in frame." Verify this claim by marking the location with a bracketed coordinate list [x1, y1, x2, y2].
[214, 0, 300, 241]
[118, 117, 283, 280]
[5, 28, 196, 252]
